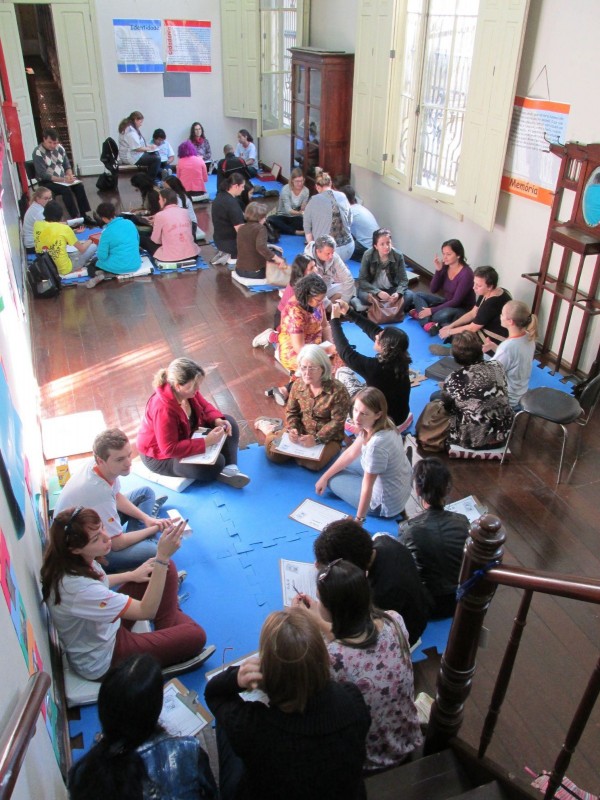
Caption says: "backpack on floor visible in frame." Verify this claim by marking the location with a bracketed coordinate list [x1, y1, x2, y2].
[27, 250, 62, 299]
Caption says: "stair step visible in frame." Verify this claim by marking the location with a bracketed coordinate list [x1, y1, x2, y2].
[448, 780, 512, 800]
[366, 748, 473, 800]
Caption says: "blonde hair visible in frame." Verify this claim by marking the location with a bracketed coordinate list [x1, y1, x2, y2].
[152, 357, 205, 389]
[503, 300, 537, 341]
[354, 387, 397, 435]
[315, 172, 332, 188]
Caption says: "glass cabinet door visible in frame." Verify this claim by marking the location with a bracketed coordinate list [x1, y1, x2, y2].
[308, 67, 321, 107]
[294, 65, 306, 103]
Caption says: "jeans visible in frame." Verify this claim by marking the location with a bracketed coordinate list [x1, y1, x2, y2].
[404, 290, 466, 327]
[104, 486, 159, 572]
[41, 179, 91, 216]
[269, 214, 304, 236]
[328, 458, 383, 517]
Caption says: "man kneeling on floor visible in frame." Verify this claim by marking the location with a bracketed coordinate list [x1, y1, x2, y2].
[54, 429, 170, 572]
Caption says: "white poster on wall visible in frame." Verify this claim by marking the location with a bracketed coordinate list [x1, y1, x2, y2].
[501, 96, 570, 205]
[165, 19, 212, 73]
[113, 18, 163, 73]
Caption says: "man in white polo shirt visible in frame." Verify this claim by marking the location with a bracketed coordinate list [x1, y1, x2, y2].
[54, 428, 169, 572]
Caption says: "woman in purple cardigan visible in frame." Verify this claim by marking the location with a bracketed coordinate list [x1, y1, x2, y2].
[404, 239, 475, 336]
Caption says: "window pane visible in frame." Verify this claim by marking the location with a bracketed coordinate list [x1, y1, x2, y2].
[395, 4, 424, 176]
[260, 2, 301, 132]
[414, 2, 478, 194]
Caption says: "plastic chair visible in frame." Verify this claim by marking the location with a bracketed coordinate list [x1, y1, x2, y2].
[500, 375, 600, 484]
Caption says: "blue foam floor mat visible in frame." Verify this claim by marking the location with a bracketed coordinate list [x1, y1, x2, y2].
[206, 173, 285, 201]
[69, 442, 450, 756]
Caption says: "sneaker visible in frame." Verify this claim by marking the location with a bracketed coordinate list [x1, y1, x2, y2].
[252, 328, 275, 348]
[211, 250, 231, 266]
[265, 386, 287, 406]
[177, 569, 187, 589]
[227, 258, 237, 266]
[150, 495, 168, 516]
[84, 274, 104, 289]
[217, 464, 251, 489]
[429, 343, 452, 356]
[161, 645, 216, 678]
[424, 322, 440, 336]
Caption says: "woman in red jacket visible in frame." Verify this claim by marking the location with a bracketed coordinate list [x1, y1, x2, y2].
[137, 357, 250, 488]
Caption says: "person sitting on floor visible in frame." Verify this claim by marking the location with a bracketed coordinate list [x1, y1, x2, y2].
[398, 457, 470, 619]
[313, 519, 431, 645]
[42, 508, 212, 681]
[137, 357, 250, 489]
[234, 129, 258, 177]
[215, 145, 251, 190]
[435, 266, 511, 348]
[69, 654, 217, 800]
[303, 172, 354, 263]
[232, 201, 286, 287]
[441, 332, 514, 450]
[356, 228, 409, 311]
[164, 175, 206, 241]
[204, 608, 370, 800]
[33, 200, 98, 281]
[485, 300, 538, 410]
[54, 429, 170, 573]
[316, 387, 412, 521]
[340, 185, 379, 262]
[211, 173, 246, 266]
[189, 122, 213, 167]
[32, 128, 94, 222]
[268, 168, 309, 237]
[304, 234, 356, 303]
[129, 173, 161, 220]
[176, 140, 208, 199]
[405, 239, 475, 336]
[22, 185, 53, 254]
[265, 274, 335, 405]
[292, 559, 422, 773]
[330, 299, 413, 430]
[139, 188, 199, 263]
[264, 344, 350, 471]
[94, 202, 141, 278]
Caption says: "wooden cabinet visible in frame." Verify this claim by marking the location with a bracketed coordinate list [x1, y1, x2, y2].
[290, 48, 354, 186]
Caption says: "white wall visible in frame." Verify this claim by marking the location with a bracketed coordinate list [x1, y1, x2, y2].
[93, 0, 254, 161]
[309, 0, 600, 373]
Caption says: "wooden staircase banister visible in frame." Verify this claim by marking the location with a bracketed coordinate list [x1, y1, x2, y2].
[485, 564, 600, 603]
[0, 671, 51, 800]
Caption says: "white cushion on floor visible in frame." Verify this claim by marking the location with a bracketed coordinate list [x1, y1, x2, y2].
[131, 458, 193, 492]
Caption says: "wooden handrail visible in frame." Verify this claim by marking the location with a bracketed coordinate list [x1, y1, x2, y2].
[0, 672, 51, 800]
[425, 516, 599, 800]
[486, 564, 600, 603]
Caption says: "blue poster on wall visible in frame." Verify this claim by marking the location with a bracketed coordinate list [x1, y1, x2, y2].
[113, 19, 163, 73]
[0, 360, 25, 538]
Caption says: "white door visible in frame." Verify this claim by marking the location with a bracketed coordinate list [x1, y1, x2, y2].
[51, 2, 106, 174]
[0, 4, 37, 159]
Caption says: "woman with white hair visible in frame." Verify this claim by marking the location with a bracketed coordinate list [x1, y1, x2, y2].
[304, 235, 356, 303]
[264, 345, 351, 471]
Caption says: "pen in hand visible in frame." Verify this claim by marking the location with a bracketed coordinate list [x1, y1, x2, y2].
[292, 581, 309, 608]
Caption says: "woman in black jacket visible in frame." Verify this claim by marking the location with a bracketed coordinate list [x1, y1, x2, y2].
[330, 300, 412, 429]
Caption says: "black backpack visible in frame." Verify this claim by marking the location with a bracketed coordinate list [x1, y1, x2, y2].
[27, 250, 62, 299]
[97, 137, 119, 191]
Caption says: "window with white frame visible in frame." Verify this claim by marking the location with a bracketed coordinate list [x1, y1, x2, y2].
[350, 0, 529, 230]
[260, 0, 309, 135]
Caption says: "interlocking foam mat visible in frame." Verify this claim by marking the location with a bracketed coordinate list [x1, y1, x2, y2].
[68, 443, 451, 756]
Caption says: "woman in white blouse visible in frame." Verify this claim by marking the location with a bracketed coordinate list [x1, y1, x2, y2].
[118, 111, 161, 183]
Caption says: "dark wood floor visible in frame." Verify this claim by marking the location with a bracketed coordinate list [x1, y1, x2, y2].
[30, 175, 600, 789]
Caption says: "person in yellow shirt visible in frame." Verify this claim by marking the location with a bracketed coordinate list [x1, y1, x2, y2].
[34, 200, 98, 284]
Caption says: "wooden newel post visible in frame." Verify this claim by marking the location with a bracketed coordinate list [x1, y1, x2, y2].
[424, 513, 505, 755]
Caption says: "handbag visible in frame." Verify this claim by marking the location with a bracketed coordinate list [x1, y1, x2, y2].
[366, 293, 405, 324]
[415, 399, 451, 452]
[266, 259, 291, 287]
[27, 250, 62, 299]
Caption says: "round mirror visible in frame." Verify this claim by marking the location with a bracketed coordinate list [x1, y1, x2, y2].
[582, 166, 600, 227]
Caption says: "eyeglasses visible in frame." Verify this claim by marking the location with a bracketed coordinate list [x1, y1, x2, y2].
[64, 506, 83, 542]
[318, 557, 343, 582]
[299, 365, 321, 373]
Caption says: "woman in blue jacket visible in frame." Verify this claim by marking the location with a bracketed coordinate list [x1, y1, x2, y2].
[95, 202, 141, 276]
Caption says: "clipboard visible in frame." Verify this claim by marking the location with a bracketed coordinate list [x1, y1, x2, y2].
[289, 498, 350, 531]
[160, 677, 213, 736]
[180, 427, 226, 465]
[273, 431, 325, 461]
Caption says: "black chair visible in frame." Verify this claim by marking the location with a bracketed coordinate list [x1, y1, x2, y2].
[500, 375, 600, 484]
[24, 160, 38, 188]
